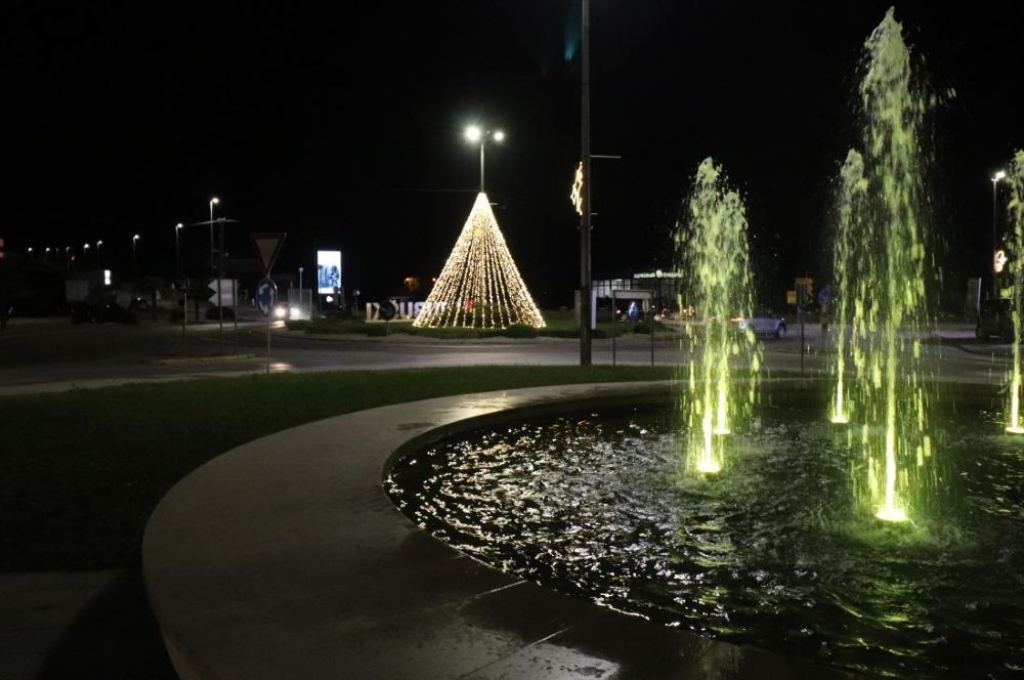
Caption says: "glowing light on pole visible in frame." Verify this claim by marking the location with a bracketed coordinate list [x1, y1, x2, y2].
[464, 125, 504, 192]
[175, 222, 183, 274]
[209, 197, 219, 282]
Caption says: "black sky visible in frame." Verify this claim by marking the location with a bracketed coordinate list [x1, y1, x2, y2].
[6, 1, 1022, 305]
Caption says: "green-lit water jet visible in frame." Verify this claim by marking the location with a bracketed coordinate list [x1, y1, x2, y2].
[829, 8, 937, 523]
[1004, 151, 1024, 434]
[677, 158, 761, 475]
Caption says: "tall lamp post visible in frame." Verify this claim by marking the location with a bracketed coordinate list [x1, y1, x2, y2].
[464, 125, 504, 193]
[579, 0, 592, 365]
[175, 222, 183, 274]
[132, 234, 141, 271]
[993, 170, 1007, 295]
[209, 197, 219, 283]
[82, 243, 90, 264]
[298, 266, 305, 318]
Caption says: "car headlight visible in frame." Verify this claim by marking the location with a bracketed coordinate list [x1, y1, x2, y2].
[274, 305, 288, 319]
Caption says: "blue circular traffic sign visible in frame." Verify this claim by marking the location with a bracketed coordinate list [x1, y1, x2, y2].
[256, 278, 277, 317]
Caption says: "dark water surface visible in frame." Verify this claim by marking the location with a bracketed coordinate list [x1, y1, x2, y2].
[386, 395, 1024, 678]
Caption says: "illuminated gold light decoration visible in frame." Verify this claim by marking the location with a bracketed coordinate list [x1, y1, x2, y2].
[414, 192, 546, 329]
[570, 161, 584, 216]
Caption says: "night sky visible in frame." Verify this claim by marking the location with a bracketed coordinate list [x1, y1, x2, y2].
[6, 1, 1022, 307]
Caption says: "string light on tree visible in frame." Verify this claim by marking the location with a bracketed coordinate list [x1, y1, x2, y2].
[414, 192, 545, 329]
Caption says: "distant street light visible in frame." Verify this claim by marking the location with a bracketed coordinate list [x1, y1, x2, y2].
[298, 266, 305, 317]
[175, 222, 184, 274]
[132, 234, 141, 270]
[993, 170, 1007, 294]
[83, 243, 90, 264]
[209, 197, 219, 282]
[464, 125, 504, 192]
[27, 247, 33, 260]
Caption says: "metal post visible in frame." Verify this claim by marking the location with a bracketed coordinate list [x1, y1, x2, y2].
[182, 291, 187, 354]
[993, 175, 1000, 296]
[218, 219, 224, 346]
[611, 290, 617, 367]
[579, 0, 592, 366]
[650, 302, 655, 366]
[209, 202, 215, 289]
[479, 142, 485, 193]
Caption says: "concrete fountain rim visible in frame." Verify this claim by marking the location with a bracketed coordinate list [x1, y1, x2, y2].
[141, 379, 877, 679]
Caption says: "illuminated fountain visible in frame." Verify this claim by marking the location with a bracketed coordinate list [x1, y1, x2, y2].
[1003, 151, 1024, 433]
[828, 8, 936, 523]
[677, 158, 762, 474]
[384, 9, 1024, 679]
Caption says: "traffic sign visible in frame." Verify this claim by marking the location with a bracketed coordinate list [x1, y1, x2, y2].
[256, 277, 277, 317]
[251, 233, 287, 275]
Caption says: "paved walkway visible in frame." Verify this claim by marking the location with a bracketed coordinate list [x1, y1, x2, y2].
[143, 382, 856, 679]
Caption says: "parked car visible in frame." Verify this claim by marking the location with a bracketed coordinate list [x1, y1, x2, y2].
[731, 312, 787, 339]
[976, 298, 1016, 342]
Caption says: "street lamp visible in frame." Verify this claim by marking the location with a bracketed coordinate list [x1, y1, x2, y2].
[993, 170, 1007, 294]
[465, 125, 504, 193]
[132, 234, 141, 270]
[298, 266, 305, 317]
[209, 197, 219, 282]
[83, 243, 90, 264]
[175, 222, 184, 274]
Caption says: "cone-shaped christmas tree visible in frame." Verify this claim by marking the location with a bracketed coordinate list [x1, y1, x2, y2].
[414, 192, 545, 329]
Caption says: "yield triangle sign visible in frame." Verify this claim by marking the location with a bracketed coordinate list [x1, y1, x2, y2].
[251, 232, 287, 275]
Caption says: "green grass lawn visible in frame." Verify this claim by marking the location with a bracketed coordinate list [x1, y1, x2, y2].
[0, 365, 677, 572]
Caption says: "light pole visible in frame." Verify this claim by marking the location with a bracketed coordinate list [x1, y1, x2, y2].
[175, 222, 183, 274]
[209, 197, 219, 283]
[579, 0, 592, 365]
[132, 234, 141, 271]
[993, 170, 1007, 294]
[298, 266, 304, 317]
[465, 125, 504, 193]
[83, 243, 90, 264]
[27, 247, 33, 261]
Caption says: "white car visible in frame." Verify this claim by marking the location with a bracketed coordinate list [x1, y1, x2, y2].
[731, 313, 787, 339]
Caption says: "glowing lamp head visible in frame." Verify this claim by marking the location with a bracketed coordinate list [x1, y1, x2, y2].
[993, 170, 1007, 182]
[210, 197, 220, 206]
[492, 130, 505, 143]
[464, 126, 482, 143]
[176, 222, 183, 230]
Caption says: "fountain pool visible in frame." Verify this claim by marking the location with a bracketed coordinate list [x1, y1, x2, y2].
[386, 381, 1024, 679]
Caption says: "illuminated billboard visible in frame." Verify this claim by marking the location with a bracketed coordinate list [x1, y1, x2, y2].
[317, 250, 342, 294]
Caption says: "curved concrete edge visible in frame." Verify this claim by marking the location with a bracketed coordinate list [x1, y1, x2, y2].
[143, 381, 855, 680]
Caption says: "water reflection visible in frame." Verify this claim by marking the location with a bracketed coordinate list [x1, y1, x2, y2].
[386, 401, 1024, 678]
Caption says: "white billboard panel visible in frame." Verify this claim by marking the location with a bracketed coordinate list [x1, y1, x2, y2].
[317, 250, 342, 294]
